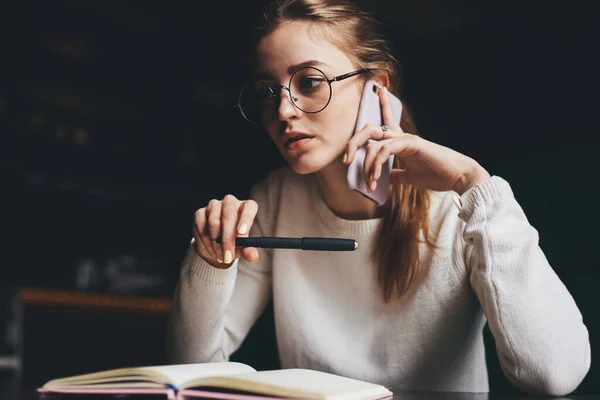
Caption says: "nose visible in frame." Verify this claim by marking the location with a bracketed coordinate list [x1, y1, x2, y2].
[277, 86, 301, 122]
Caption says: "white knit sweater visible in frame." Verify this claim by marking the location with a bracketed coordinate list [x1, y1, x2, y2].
[167, 166, 590, 396]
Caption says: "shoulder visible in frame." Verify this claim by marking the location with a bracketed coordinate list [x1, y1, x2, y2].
[427, 189, 462, 224]
[426, 189, 468, 254]
[424, 189, 475, 281]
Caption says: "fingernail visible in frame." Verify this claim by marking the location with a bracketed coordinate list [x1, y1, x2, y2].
[217, 257, 223, 263]
[223, 250, 233, 264]
[342, 153, 347, 164]
[370, 174, 374, 182]
[251, 253, 260, 263]
[238, 223, 248, 235]
[383, 86, 388, 92]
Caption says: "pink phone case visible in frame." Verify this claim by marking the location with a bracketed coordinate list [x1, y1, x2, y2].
[347, 80, 403, 205]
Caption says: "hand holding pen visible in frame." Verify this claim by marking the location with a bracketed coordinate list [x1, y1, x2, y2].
[214, 236, 357, 251]
[192, 195, 357, 269]
[192, 194, 260, 269]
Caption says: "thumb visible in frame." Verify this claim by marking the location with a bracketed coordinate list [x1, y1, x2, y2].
[240, 247, 260, 263]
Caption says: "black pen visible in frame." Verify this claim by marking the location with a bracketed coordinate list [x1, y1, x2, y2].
[214, 236, 358, 251]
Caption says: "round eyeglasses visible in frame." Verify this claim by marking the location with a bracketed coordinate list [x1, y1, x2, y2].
[236, 67, 370, 125]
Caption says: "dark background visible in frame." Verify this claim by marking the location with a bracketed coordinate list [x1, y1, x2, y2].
[1, 0, 599, 396]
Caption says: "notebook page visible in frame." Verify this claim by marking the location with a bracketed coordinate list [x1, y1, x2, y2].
[206, 369, 391, 400]
[141, 362, 257, 388]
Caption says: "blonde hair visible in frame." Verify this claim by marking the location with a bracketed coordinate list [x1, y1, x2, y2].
[255, 0, 437, 302]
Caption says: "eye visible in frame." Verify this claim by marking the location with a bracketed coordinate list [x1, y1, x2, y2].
[298, 77, 326, 91]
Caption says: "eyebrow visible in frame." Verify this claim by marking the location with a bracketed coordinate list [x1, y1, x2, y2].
[256, 60, 331, 80]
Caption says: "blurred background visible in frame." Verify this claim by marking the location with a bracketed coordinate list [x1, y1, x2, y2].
[1, 0, 599, 398]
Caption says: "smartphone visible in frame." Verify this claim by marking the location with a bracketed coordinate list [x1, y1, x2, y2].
[346, 80, 403, 205]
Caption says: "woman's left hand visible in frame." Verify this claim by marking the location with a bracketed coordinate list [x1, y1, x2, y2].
[344, 86, 491, 196]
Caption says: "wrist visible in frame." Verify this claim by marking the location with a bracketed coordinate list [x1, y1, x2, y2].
[453, 162, 491, 196]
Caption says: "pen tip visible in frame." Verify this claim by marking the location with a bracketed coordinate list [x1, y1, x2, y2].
[354, 241, 358, 250]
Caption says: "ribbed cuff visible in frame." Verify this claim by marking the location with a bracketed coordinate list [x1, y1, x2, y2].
[182, 245, 238, 284]
[457, 176, 513, 222]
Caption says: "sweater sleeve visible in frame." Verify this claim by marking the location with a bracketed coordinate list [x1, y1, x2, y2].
[459, 176, 591, 397]
[166, 178, 275, 364]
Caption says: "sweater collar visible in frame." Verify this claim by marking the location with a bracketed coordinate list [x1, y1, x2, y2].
[309, 174, 382, 236]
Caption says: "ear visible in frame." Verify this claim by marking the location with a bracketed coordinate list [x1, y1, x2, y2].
[371, 70, 390, 90]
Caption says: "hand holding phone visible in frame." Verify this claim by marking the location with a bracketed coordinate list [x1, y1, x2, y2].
[346, 80, 403, 205]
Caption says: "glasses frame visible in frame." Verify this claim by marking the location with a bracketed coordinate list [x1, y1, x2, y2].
[236, 67, 371, 125]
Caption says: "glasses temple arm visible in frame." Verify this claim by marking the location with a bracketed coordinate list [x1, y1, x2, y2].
[329, 68, 371, 83]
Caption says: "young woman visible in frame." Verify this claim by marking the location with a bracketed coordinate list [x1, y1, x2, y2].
[167, 0, 590, 396]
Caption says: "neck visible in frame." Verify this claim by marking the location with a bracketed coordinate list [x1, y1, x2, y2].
[315, 159, 384, 220]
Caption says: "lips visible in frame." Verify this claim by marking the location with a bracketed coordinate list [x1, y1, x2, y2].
[284, 132, 314, 146]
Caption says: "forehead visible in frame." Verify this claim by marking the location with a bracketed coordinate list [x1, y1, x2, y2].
[256, 21, 354, 78]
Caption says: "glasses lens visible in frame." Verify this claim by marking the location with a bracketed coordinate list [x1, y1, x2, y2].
[290, 67, 331, 113]
[239, 81, 276, 124]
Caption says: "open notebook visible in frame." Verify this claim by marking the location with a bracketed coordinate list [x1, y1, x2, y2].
[38, 361, 394, 400]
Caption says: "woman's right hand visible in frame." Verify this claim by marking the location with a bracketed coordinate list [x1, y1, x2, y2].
[192, 195, 260, 269]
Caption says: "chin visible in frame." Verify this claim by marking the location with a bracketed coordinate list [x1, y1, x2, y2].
[288, 161, 319, 175]
[285, 153, 330, 175]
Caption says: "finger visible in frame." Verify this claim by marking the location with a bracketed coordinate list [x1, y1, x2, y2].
[205, 199, 224, 261]
[362, 140, 383, 189]
[240, 246, 260, 263]
[193, 224, 212, 259]
[368, 136, 419, 191]
[379, 133, 420, 160]
[220, 194, 240, 265]
[236, 200, 259, 237]
[345, 124, 383, 165]
[194, 209, 219, 261]
[378, 87, 398, 128]
[235, 200, 259, 263]
[371, 141, 394, 182]
[191, 224, 203, 257]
